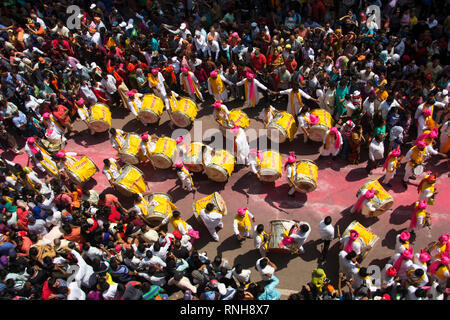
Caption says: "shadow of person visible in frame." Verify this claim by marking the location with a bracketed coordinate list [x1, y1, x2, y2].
[186, 216, 213, 251]
[389, 203, 415, 225]
[381, 228, 403, 250]
[345, 167, 370, 182]
[121, 118, 148, 134]
[110, 107, 130, 120]
[72, 129, 110, 147]
[216, 235, 245, 256]
[264, 251, 298, 271]
[298, 240, 322, 263]
[82, 177, 98, 191]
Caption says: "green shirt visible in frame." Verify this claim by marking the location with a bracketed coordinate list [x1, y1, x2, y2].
[335, 84, 349, 116]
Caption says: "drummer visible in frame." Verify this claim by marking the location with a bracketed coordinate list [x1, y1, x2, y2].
[148, 68, 168, 100]
[236, 72, 270, 108]
[208, 70, 233, 102]
[140, 133, 158, 161]
[55, 149, 81, 173]
[155, 210, 199, 242]
[318, 127, 343, 161]
[33, 149, 61, 178]
[395, 230, 412, 254]
[284, 152, 297, 197]
[254, 224, 270, 257]
[429, 233, 450, 260]
[125, 89, 143, 118]
[230, 125, 250, 165]
[349, 187, 377, 216]
[213, 100, 232, 127]
[175, 136, 187, 160]
[174, 160, 194, 192]
[109, 128, 128, 151]
[129, 192, 155, 225]
[180, 67, 204, 102]
[289, 221, 311, 255]
[297, 108, 320, 143]
[248, 149, 262, 177]
[417, 173, 437, 205]
[258, 105, 279, 126]
[338, 229, 372, 258]
[201, 145, 214, 168]
[165, 89, 181, 127]
[199, 203, 224, 242]
[408, 200, 430, 232]
[277, 83, 320, 117]
[381, 146, 402, 188]
[102, 158, 122, 184]
[74, 98, 92, 134]
[233, 208, 256, 241]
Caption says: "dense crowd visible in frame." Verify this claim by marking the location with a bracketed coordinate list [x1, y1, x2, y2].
[0, 0, 448, 300]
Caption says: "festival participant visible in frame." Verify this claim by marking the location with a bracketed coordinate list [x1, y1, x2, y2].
[408, 200, 431, 232]
[289, 222, 311, 254]
[319, 127, 343, 160]
[297, 109, 320, 143]
[233, 208, 256, 241]
[338, 250, 360, 281]
[109, 128, 128, 151]
[236, 72, 269, 108]
[395, 230, 411, 255]
[213, 100, 232, 127]
[156, 210, 199, 242]
[412, 249, 431, 273]
[349, 187, 376, 216]
[284, 152, 297, 197]
[74, 98, 93, 134]
[258, 105, 279, 126]
[439, 119, 450, 153]
[247, 149, 262, 176]
[417, 173, 437, 205]
[139, 133, 158, 161]
[429, 233, 450, 261]
[125, 90, 143, 118]
[174, 160, 194, 192]
[207, 70, 233, 102]
[254, 224, 270, 257]
[427, 252, 450, 287]
[42, 112, 66, 140]
[381, 146, 402, 187]
[390, 248, 415, 282]
[179, 67, 204, 102]
[148, 68, 168, 99]
[102, 158, 121, 184]
[55, 150, 82, 174]
[230, 125, 249, 165]
[278, 83, 319, 117]
[199, 203, 224, 242]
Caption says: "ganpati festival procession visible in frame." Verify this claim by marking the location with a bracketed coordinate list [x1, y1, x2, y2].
[0, 0, 449, 302]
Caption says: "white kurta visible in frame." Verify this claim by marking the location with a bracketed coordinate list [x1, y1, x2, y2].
[208, 75, 232, 102]
[177, 170, 193, 191]
[279, 88, 312, 116]
[321, 130, 343, 156]
[149, 72, 167, 98]
[232, 128, 249, 164]
[102, 158, 121, 181]
[350, 188, 377, 216]
[180, 71, 203, 101]
[127, 93, 143, 117]
[236, 78, 268, 107]
[199, 209, 223, 241]
[110, 129, 127, 150]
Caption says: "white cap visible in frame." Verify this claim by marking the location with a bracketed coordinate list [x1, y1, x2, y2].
[352, 90, 361, 97]
[443, 89, 448, 96]
[195, 30, 201, 36]
[90, 3, 96, 9]
[217, 283, 227, 296]
[180, 23, 186, 30]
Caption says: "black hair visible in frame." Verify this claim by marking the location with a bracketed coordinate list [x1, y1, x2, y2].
[256, 224, 264, 234]
[324, 216, 332, 225]
[205, 203, 215, 212]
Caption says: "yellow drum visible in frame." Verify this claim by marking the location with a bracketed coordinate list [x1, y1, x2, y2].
[309, 109, 333, 142]
[119, 133, 144, 165]
[290, 160, 318, 193]
[184, 142, 208, 173]
[218, 109, 250, 134]
[193, 192, 227, 219]
[341, 221, 379, 260]
[148, 137, 177, 169]
[268, 219, 300, 253]
[205, 149, 235, 182]
[267, 111, 297, 143]
[171, 98, 198, 128]
[147, 193, 176, 224]
[258, 150, 282, 182]
[89, 103, 111, 132]
[356, 179, 394, 217]
[139, 94, 164, 124]
[65, 156, 98, 185]
[112, 165, 146, 196]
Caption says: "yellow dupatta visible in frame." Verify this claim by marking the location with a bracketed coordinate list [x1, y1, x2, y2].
[244, 79, 256, 107]
[290, 90, 303, 116]
[209, 75, 225, 95]
[148, 74, 159, 87]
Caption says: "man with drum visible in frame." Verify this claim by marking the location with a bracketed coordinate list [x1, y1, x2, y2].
[285, 152, 297, 197]
[109, 128, 128, 151]
[233, 208, 256, 242]
[102, 158, 121, 184]
[125, 89, 143, 118]
[55, 149, 81, 174]
[148, 68, 168, 100]
[254, 224, 271, 257]
[213, 100, 233, 127]
[319, 127, 343, 161]
[277, 83, 320, 117]
[289, 222, 311, 254]
[381, 146, 402, 188]
[349, 187, 377, 217]
[140, 133, 158, 162]
[408, 200, 431, 232]
[180, 67, 204, 102]
[208, 70, 233, 102]
[199, 203, 224, 242]
[417, 173, 437, 205]
[230, 125, 250, 165]
[174, 160, 194, 192]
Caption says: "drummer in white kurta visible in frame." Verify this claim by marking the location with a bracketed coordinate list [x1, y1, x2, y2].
[199, 202, 224, 242]
[42, 112, 66, 142]
[208, 70, 232, 102]
[213, 100, 232, 127]
[381, 146, 402, 187]
[179, 66, 204, 102]
[109, 128, 128, 151]
[74, 98, 93, 134]
[174, 160, 194, 192]
[139, 133, 157, 160]
[440, 119, 450, 152]
[165, 90, 181, 125]
[236, 72, 268, 108]
[248, 149, 262, 176]
[230, 125, 249, 165]
[349, 187, 377, 216]
[284, 152, 297, 196]
[126, 89, 143, 118]
[102, 158, 121, 183]
[278, 84, 319, 117]
[320, 127, 343, 158]
[55, 150, 80, 174]
[258, 105, 279, 127]
[148, 68, 167, 99]
[289, 222, 311, 254]
[339, 229, 363, 256]
[297, 110, 319, 143]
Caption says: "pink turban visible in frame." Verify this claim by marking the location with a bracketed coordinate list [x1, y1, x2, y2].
[439, 233, 450, 244]
[210, 70, 218, 78]
[246, 72, 255, 80]
[344, 230, 359, 253]
[353, 188, 375, 213]
[176, 136, 183, 144]
[115, 244, 122, 253]
[287, 151, 296, 163]
[181, 67, 189, 73]
[409, 200, 427, 230]
[237, 208, 246, 216]
[213, 101, 222, 109]
[230, 125, 240, 134]
[393, 248, 414, 271]
[45, 129, 53, 137]
[141, 133, 149, 140]
[428, 252, 450, 275]
[151, 68, 159, 75]
[309, 114, 319, 125]
[56, 150, 66, 158]
[27, 137, 35, 144]
[42, 112, 50, 119]
[400, 230, 410, 242]
[232, 32, 239, 38]
[418, 249, 431, 263]
[174, 160, 183, 168]
[415, 139, 427, 149]
[423, 108, 431, 117]
[386, 267, 397, 277]
[127, 90, 137, 97]
[76, 98, 84, 105]
[383, 146, 401, 171]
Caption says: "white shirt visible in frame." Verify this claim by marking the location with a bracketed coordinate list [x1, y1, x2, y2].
[380, 99, 400, 120]
[255, 258, 275, 280]
[101, 75, 117, 95]
[68, 281, 86, 300]
[232, 268, 251, 284]
[318, 220, 334, 241]
[369, 139, 385, 161]
[338, 250, 358, 280]
[199, 209, 223, 228]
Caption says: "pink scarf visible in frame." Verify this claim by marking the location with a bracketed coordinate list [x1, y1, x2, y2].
[409, 200, 427, 230]
[353, 188, 375, 213]
[186, 72, 195, 94]
[247, 72, 255, 101]
[393, 248, 414, 271]
[329, 127, 341, 150]
[382, 146, 401, 171]
[427, 252, 450, 276]
[344, 230, 359, 253]
[28, 142, 39, 154]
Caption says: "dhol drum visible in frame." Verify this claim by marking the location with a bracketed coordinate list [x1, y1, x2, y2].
[171, 98, 198, 128]
[267, 111, 298, 143]
[38, 138, 65, 154]
[89, 103, 111, 132]
[184, 142, 209, 173]
[341, 220, 379, 260]
[205, 149, 235, 182]
[193, 192, 227, 219]
[119, 133, 144, 165]
[356, 180, 394, 217]
[217, 109, 250, 135]
[308, 109, 333, 142]
[290, 160, 318, 193]
[147, 193, 176, 225]
[65, 155, 98, 185]
[139, 94, 164, 124]
[112, 165, 146, 196]
[148, 137, 177, 169]
[268, 219, 300, 253]
[258, 150, 282, 182]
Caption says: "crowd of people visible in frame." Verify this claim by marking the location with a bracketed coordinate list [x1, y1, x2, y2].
[0, 0, 449, 300]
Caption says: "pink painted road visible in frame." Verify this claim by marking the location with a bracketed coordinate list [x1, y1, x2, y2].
[7, 97, 450, 294]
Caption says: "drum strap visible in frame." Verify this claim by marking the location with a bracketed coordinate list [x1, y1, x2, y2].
[169, 93, 177, 111]
[106, 161, 120, 181]
[259, 231, 269, 251]
[181, 166, 194, 186]
[76, 103, 89, 120]
[290, 90, 303, 116]
[136, 197, 150, 216]
[26, 175, 40, 194]
[40, 155, 59, 177]
[114, 132, 126, 150]
[64, 154, 78, 168]
[131, 96, 140, 114]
